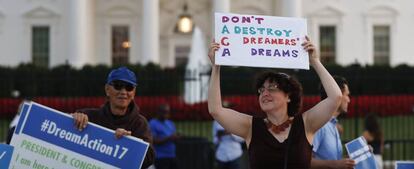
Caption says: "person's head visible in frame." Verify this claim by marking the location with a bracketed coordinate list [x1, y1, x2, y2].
[105, 67, 137, 110]
[156, 104, 171, 120]
[364, 113, 382, 139]
[255, 71, 303, 117]
[320, 76, 350, 116]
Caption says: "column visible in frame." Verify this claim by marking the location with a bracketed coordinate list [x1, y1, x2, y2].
[212, 0, 230, 36]
[213, 0, 230, 13]
[282, 0, 302, 17]
[68, 0, 95, 68]
[141, 0, 160, 65]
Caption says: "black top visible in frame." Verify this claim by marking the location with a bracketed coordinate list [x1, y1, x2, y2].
[248, 114, 312, 169]
[368, 139, 382, 155]
[78, 102, 155, 169]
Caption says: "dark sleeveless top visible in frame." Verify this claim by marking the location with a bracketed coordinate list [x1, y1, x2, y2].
[368, 139, 381, 155]
[248, 114, 312, 169]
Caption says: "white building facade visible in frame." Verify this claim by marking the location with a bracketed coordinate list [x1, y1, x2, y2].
[0, 0, 412, 68]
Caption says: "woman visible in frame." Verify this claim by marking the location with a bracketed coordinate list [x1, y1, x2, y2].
[363, 113, 384, 169]
[207, 37, 342, 169]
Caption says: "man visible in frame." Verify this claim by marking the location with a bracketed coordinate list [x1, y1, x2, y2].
[212, 101, 244, 169]
[149, 104, 180, 169]
[72, 66, 155, 168]
[311, 76, 355, 169]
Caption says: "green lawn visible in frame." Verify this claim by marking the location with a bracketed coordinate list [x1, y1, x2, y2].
[0, 119, 10, 142]
[176, 121, 214, 141]
[340, 115, 414, 141]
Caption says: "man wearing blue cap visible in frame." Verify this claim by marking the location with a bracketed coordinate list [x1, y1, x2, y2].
[72, 66, 155, 168]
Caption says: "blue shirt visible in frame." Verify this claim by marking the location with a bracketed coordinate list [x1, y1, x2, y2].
[212, 121, 244, 162]
[312, 118, 343, 160]
[149, 119, 176, 159]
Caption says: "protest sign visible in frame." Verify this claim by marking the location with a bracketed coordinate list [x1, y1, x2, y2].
[345, 136, 378, 169]
[395, 161, 414, 169]
[214, 12, 309, 69]
[9, 101, 149, 169]
[0, 144, 14, 169]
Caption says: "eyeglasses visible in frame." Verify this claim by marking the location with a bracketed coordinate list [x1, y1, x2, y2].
[258, 84, 280, 95]
[110, 81, 135, 92]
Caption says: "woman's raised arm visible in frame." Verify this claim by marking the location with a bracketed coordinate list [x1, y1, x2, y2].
[302, 37, 342, 134]
[207, 42, 252, 140]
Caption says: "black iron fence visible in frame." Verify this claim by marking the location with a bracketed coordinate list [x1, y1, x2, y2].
[1, 64, 414, 97]
[384, 140, 414, 161]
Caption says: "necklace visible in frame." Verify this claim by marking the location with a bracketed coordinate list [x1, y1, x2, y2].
[265, 117, 293, 134]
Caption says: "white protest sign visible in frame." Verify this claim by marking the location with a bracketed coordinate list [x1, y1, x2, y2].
[214, 12, 309, 69]
[9, 101, 149, 169]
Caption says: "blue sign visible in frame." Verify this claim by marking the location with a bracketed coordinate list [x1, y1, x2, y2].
[345, 137, 378, 169]
[396, 161, 414, 169]
[10, 101, 149, 169]
[14, 102, 30, 135]
[0, 144, 14, 169]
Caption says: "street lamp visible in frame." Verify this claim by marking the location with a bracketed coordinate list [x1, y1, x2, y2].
[175, 4, 193, 34]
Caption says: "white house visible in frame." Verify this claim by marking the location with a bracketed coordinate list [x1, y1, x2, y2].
[0, 0, 412, 68]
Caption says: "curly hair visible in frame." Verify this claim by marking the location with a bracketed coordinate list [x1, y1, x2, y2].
[255, 71, 303, 117]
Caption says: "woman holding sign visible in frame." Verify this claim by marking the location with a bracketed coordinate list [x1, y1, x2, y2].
[207, 37, 342, 169]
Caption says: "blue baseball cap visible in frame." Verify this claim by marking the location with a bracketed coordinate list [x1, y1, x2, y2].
[106, 67, 137, 86]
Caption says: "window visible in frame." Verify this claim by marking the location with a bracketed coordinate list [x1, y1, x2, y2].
[175, 46, 190, 67]
[319, 26, 336, 64]
[112, 26, 129, 65]
[32, 26, 50, 67]
[373, 26, 390, 65]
